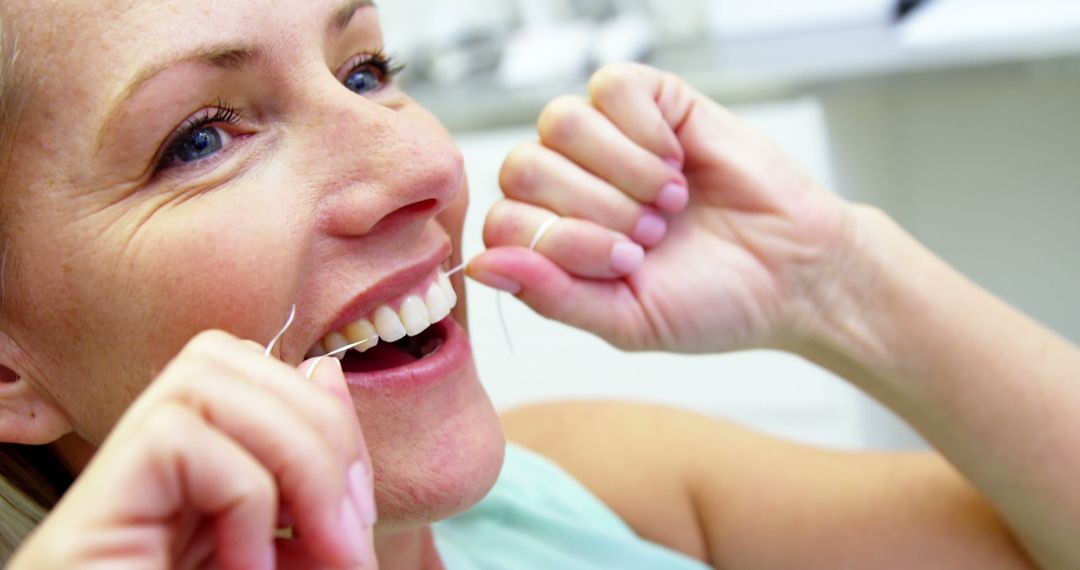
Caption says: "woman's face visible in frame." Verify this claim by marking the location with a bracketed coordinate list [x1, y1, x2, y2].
[0, 0, 504, 527]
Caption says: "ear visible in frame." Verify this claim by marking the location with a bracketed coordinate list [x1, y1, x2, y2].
[0, 334, 72, 445]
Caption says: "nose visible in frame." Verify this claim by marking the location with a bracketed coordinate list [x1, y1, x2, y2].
[298, 88, 465, 239]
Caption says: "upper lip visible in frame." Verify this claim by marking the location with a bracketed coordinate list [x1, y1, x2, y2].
[304, 241, 453, 354]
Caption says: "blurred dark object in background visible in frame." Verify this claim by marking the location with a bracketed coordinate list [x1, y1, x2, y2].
[896, 0, 933, 21]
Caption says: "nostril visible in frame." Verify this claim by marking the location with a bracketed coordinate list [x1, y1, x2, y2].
[369, 199, 441, 234]
[398, 199, 440, 217]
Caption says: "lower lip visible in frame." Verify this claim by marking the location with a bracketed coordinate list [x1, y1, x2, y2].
[342, 317, 471, 391]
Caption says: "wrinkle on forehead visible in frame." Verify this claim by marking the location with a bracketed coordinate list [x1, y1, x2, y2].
[0, 0, 239, 145]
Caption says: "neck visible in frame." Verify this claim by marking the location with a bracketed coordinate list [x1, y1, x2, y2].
[375, 525, 445, 570]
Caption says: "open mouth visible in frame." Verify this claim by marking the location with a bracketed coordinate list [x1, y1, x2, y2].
[307, 269, 458, 373]
[338, 320, 447, 373]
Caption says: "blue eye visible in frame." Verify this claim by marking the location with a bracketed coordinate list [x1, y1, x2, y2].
[157, 105, 242, 171]
[174, 127, 225, 162]
[345, 65, 384, 95]
[339, 51, 403, 96]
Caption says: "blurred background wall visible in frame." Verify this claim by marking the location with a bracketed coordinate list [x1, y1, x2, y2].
[379, 0, 1080, 451]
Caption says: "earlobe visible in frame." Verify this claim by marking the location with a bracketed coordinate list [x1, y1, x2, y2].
[0, 327, 73, 444]
[0, 370, 73, 444]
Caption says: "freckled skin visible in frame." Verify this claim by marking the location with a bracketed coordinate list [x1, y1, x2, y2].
[0, 0, 504, 544]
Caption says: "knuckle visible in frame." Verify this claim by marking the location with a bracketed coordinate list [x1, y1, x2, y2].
[182, 330, 237, 361]
[589, 63, 641, 101]
[482, 200, 513, 247]
[141, 402, 200, 453]
[153, 358, 216, 402]
[483, 200, 535, 248]
[538, 95, 588, 146]
[235, 463, 276, 506]
[499, 144, 542, 198]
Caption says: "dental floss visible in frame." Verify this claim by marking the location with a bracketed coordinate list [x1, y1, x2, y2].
[271, 231, 551, 377]
[264, 304, 297, 358]
[446, 262, 467, 277]
[304, 336, 378, 379]
[494, 216, 560, 355]
[529, 217, 559, 251]
[495, 289, 515, 355]
[261, 304, 372, 378]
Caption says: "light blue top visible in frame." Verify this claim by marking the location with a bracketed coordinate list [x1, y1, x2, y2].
[433, 444, 711, 569]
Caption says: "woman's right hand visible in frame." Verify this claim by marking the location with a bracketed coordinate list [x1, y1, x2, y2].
[471, 63, 862, 355]
[8, 331, 377, 570]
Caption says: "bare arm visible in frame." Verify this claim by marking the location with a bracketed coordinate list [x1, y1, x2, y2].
[504, 401, 1033, 570]
[474, 62, 1077, 568]
[801, 207, 1080, 569]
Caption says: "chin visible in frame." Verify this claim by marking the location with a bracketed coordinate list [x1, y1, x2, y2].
[343, 313, 505, 531]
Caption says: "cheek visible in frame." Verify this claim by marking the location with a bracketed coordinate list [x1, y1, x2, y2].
[438, 173, 469, 254]
[7, 190, 307, 438]
[136, 200, 304, 341]
[438, 174, 470, 326]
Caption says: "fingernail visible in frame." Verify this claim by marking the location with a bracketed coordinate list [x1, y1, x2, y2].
[631, 211, 667, 247]
[656, 182, 689, 212]
[348, 461, 378, 526]
[470, 269, 522, 294]
[610, 241, 645, 274]
[302, 355, 341, 381]
[338, 495, 370, 564]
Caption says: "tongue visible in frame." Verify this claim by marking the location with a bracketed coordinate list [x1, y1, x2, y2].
[341, 341, 418, 373]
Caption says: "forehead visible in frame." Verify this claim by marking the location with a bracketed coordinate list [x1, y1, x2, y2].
[13, 0, 313, 74]
[2, 0, 371, 139]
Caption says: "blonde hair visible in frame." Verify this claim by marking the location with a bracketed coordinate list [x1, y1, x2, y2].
[0, 10, 70, 563]
[0, 445, 69, 561]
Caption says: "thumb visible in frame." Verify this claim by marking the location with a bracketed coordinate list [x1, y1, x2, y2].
[300, 357, 352, 411]
[297, 355, 377, 569]
[468, 247, 649, 349]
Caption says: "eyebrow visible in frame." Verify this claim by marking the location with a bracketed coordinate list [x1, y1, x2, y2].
[99, 0, 375, 147]
[332, 0, 376, 34]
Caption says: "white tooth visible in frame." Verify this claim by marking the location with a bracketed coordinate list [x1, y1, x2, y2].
[344, 319, 379, 353]
[425, 282, 451, 323]
[399, 296, 431, 337]
[322, 332, 349, 360]
[373, 305, 407, 342]
[439, 273, 458, 309]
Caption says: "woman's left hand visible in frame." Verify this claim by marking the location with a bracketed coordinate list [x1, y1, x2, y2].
[469, 63, 861, 354]
[8, 333, 377, 570]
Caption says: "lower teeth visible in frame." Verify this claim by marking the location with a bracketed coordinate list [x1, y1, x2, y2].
[418, 337, 443, 358]
[387, 326, 443, 359]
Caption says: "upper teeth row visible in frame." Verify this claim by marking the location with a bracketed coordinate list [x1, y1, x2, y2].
[317, 272, 458, 358]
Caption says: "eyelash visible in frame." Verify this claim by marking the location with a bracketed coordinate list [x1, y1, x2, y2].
[155, 102, 244, 172]
[154, 50, 404, 174]
[341, 49, 405, 85]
